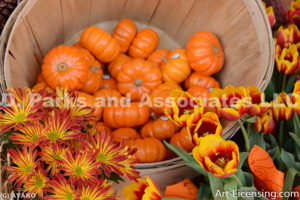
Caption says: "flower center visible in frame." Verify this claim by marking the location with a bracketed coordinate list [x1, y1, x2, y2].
[65, 192, 74, 200]
[24, 165, 32, 173]
[57, 62, 69, 72]
[32, 135, 38, 142]
[214, 154, 229, 168]
[36, 178, 44, 187]
[54, 154, 62, 160]
[134, 79, 143, 87]
[82, 197, 90, 200]
[48, 131, 59, 141]
[75, 167, 83, 175]
[14, 113, 26, 123]
[97, 153, 108, 163]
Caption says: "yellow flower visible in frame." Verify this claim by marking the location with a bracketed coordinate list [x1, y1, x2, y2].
[192, 134, 239, 178]
[254, 109, 276, 134]
[289, 0, 300, 25]
[276, 24, 300, 49]
[247, 86, 269, 116]
[122, 176, 162, 200]
[275, 44, 299, 75]
[263, 2, 276, 27]
[165, 90, 203, 127]
[272, 92, 294, 121]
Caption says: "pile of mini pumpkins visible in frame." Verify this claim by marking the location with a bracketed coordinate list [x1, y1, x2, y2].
[33, 19, 224, 163]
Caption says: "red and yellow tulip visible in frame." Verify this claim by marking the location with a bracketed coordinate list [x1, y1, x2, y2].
[165, 90, 203, 127]
[275, 44, 299, 75]
[272, 92, 294, 121]
[5, 148, 38, 189]
[254, 109, 276, 134]
[122, 176, 162, 200]
[289, 0, 300, 25]
[263, 2, 276, 28]
[210, 85, 250, 121]
[192, 134, 239, 178]
[291, 80, 300, 116]
[187, 112, 222, 145]
[276, 24, 300, 49]
[247, 86, 269, 116]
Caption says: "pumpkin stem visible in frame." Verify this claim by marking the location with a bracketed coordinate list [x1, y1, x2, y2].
[57, 62, 69, 72]
[213, 46, 219, 54]
[134, 79, 143, 87]
[90, 66, 100, 72]
[150, 112, 158, 121]
[162, 56, 169, 63]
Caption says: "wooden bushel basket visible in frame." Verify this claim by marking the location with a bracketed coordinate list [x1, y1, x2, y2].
[0, 0, 274, 197]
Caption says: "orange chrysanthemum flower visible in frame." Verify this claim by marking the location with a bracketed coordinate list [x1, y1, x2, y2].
[46, 175, 77, 200]
[61, 149, 99, 185]
[44, 110, 83, 144]
[5, 148, 38, 188]
[192, 134, 240, 178]
[78, 179, 116, 200]
[23, 167, 49, 198]
[88, 130, 139, 181]
[39, 144, 68, 176]
[0, 88, 42, 133]
[122, 176, 162, 200]
[9, 121, 48, 148]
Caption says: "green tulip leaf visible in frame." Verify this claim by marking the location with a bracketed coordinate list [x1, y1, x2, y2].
[285, 73, 297, 93]
[281, 149, 300, 171]
[282, 168, 300, 200]
[197, 184, 212, 200]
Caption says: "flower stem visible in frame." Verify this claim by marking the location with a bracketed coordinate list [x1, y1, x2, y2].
[282, 74, 287, 92]
[238, 119, 250, 152]
[279, 121, 284, 149]
[232, 174, 243, 187]
[247, 122, 251, 137]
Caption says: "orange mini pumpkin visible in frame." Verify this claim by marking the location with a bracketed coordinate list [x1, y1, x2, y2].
[150, 82, 182, 115]
[103, 101, 150, 129]
[95, 122, 112, 135]
[76, 91, 103, 121]
[32, 82, 54, 93]
[141, 114, 177, 140]
[162, 48, 191, 84]
[112, 19, 137, 53]
[36, 74, 45, 84]
[112, 128, 140, 142]
[80, 26, 120, 63]
[117, 59, 162, 101]
[184, 72, 220, 90]
[147, 49, 171, 68]
[79, 49, 104, 94]
[107, 54, 131, 78]
[170, 128, 195, 153]
[41, 45, 89, 90]
[73, 41, 83, 48]
[186, 31, 224, 76]
[124, 138, 166, 163]
[129, 28, 159, 59]
[100, 73, 118, 90]
[94, 88, 122, 108]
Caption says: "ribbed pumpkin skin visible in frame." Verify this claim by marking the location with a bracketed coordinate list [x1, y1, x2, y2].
[108, 54, 131, 78]
[100, 74, 118, 90]
[94, 88, 122, 108]
[117, 59, 162, 101]
[95, 122, 112, 135]
[124, 138, 167, 163]
[141, 115, 177, 140]
[150, 82, 182, 114]
[113, 19, 137, 53]
[129, 28, 159, 59]
[170, 128, 195, 153]
[184, 72, 220, 90]
[80, 26, 120, 63]
[162, 48, 191, 84]
[103, 102, 150, 128]
[186, 31, 224, 76]
[42, 45, 89, 90]
[112, 128, 140, 142]
[147, 49, 171, 68]
[79, 48, 103, 94]
[76, 91, 103, 121]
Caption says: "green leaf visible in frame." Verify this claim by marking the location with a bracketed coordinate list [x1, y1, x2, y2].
[281, 149, 300, 170]
[244, 116, 256, 123]
[238, 187, 257, 200]
[264, 134, 278, 148]
[223, 178, 237, 200]
[162, 199, 185, 200]
[237, 152, 249, 170]
[208, 173, 224, 200]
[235, 170, 246, 186]
[268, 146, 280, 160]
[265, 78, 276, 102]
[285, 73, 297, 93]
[164, 141, 207, 176]
[197, 184, 212, 200]
[249, 129, 266, 150]
[293, 113, 300, 138]
[289, 132, 300, 148]
[244, 172, 254, 187]
[282, 168, 300, 200]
